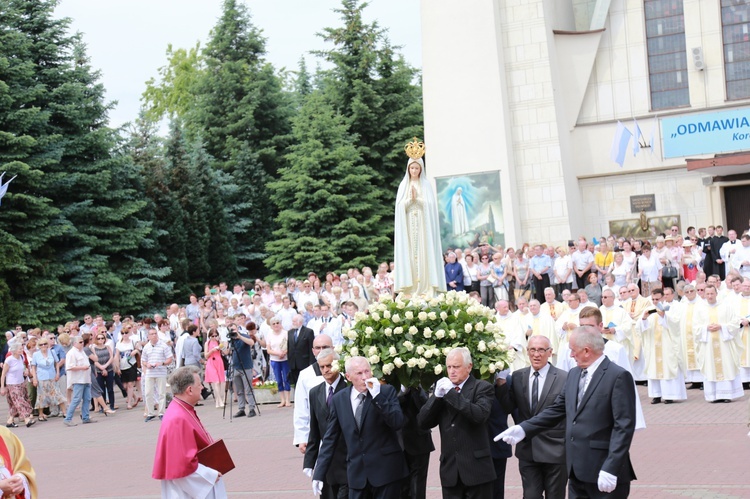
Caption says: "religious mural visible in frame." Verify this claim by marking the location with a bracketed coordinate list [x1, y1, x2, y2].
[434, 170, 505, 253]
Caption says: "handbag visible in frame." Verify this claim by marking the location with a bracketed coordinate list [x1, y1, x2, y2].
[662, 262, 678, 279]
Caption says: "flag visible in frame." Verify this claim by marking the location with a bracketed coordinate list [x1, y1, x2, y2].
[648, 115, 658, 154]
[609, 121, 632, 168]
[633, 118, 643, 156]
[0, 173, 17, 206]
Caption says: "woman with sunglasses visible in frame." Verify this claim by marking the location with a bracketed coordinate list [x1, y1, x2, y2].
[204, 327, 227, 408]
[115, 326, 141, 410]
[91, 332, 116, 412]
[30, 338, 66, 421]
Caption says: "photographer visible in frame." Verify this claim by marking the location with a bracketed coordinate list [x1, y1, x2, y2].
[229, 322, 257, 418]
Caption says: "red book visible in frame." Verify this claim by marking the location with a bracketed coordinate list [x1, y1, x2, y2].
[197, 439, 235, 475]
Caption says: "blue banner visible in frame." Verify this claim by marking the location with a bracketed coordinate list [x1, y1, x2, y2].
[661, 107, 750, 159]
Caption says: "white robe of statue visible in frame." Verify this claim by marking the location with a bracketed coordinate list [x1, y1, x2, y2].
[394, 157, 446, 297]
[451, 187, 469, 236]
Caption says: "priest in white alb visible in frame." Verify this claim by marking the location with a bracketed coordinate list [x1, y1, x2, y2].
[153, 366, 227, 498]
[599, 288, 635, 367]
[637, 288, 687, 404]
[522, 299, 560, 364]
[692, 285, 744, 403]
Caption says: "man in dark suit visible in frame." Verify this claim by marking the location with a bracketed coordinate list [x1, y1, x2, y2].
[303, 348, 348, 499]
[312, 356, 407, 498]
[710, 225, 729, 280]
[287, 314, 314, 385]
[497, 335, 567, 499]
[398, 386, 434, 499]
[496, 326, 636, 498]
[418, 347, 496, 499]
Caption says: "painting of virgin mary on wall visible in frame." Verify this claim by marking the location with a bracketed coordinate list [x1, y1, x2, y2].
[434, 171, 505, 253]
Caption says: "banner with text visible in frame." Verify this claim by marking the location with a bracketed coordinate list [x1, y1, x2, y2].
[661, 107, 750, 159]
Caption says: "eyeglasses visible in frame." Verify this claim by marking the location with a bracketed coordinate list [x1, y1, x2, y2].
[210, 335, 219, 338]
[97, 336, 105, 340]
[527, 348, 550, 354]
[39, 343, 49, 346]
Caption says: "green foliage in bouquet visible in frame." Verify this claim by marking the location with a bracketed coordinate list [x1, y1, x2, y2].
[337, 291, 512, 389]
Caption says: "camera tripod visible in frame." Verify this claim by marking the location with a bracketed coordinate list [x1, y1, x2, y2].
[222, 339, 261, 421]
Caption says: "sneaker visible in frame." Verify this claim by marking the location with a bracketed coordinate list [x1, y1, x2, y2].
[233, 410, 246, 417]
[247, 409, 257, 418]
[64, 420, 78, 427]
[82, 419, 98, 424]
[144, 416, 156, 423]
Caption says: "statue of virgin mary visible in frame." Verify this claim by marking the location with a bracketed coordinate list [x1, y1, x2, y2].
[394, 139, 446, 297]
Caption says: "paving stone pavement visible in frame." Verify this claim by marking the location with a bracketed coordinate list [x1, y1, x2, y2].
[4, 384, 749, 497]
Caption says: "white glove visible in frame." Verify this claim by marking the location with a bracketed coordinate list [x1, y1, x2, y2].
[597, 470, 617, 493]
[493, 424, 526, 445]
[303, 468, 313, 478]
[366, 377, 381, 398]
[434, 377, 453, 398]
[495, 369, 510, 381]
[312, 480, 324, 496]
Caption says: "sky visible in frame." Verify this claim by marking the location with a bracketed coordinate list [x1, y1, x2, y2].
[53, 0, 423, 129]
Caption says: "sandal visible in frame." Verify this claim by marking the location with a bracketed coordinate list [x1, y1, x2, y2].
[5, 422, 17, 428]
[38, 417, 47, 422]
[25, 419, 36, 428]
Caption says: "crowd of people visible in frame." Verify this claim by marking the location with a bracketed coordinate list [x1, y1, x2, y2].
[3, 222, 750, 497]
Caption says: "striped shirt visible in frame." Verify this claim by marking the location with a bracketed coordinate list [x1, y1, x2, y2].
[141, 341, 173, 378]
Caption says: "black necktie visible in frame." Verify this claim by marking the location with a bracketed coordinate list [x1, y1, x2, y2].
[531, 371, 539, 413]
[294, 329, 298, 342]
[354, 392, 365, 430]
[326, 385, 333, 408]
[577, 369, 588, 407]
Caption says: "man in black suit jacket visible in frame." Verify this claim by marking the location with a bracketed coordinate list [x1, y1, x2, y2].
[397, 386, 434, 499]
[418, 347, 496, 499]
[710, 225, 729, 280]
[497, 335, 567, 499]
[497, 326, 636, 498]
[287, 314, 314, 385]
[312, 356, 407, 499]
[303, 348, 348, 499]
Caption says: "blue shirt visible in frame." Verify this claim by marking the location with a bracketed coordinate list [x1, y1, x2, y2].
[530, 254, 551, 273]
[51, 344, 67, 376]
[31, 350, 59, 381]
[231, 334, 254, 371]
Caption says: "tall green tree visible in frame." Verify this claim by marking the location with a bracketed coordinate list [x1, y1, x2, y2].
[266, 92, 388, 277]
[315, 0, 424, 260]
[189, 0, 293, 276]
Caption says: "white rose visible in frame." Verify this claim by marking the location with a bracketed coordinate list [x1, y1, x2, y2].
[418, 311, 427, 321]
[382, 363, 394, 376]
[347, 329, 358, 340]
[475, 322, 484, 332]
[435, 329, 445, 339]
[368, 346, 378, 356]
[424, 349, 433, 359]
[394, 327, 404, 335]
[405, 311, 414, 320]
[417, 358, 428, 369]
[371, 312, 380, 321]
[403, 341, 414, 351]
[406, 358, 418, 368]
[334, 345, 343, 354]
[443, 347, 453, 355]
[331, 360, 340, 373]
[429, 298, 440, 307]
[446, 297, 455, 306]
[389, 346, 397, 356]
[449, 330, 457, 339]
[369, 355, 380, 364]
[396, 301, 405, 309]
[489, 363, 496, 373]
[365, 326, 374, 335]
[416, 346, 425, 355]
[454, 309, 461, 318]
[392, 314, 401, 323]
[464, 323, 473, 333]
[478, 341, 487, 352]
[440, 311, 448, 320]
[434, 364, 443, 375]
[423, 328, 432, 339]
[409, 326, 418, 335]
[350, 347, 359, 357]
[394, 357, 404, 368]
[432, 348, 441, 358]
[384, 328, 393, 337]
[383, 310, 391, 320]
[428, 311, 437, 320]
[355, 312, 367, 321]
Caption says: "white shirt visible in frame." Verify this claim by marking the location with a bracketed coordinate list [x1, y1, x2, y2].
[571, 250, 594, 271]
[528, 362, 551, 404]
[292, 364, 325, 445]
[579, 353, 607, 395]
[350, 387, 367, 415]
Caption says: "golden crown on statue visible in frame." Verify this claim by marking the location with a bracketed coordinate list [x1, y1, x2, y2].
[404, 137, 426, 159]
